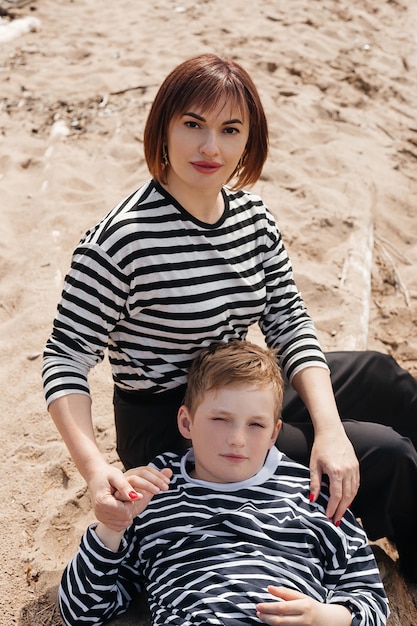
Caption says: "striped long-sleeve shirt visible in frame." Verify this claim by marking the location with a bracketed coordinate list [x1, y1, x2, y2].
[59, 447, 389, 626]
[43, 180, 328, 405]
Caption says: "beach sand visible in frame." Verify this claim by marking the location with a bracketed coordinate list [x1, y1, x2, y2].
[1, 0, 417, 623]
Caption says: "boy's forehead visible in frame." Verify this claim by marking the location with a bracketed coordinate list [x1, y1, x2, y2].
[200, 385, 277, 414]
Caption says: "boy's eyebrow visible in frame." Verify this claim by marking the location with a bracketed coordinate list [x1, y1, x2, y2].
[183, 111, 244, 125]
[208, 408, 270, 421]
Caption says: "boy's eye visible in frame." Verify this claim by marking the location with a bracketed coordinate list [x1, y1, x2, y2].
[251, 422, 265, 428]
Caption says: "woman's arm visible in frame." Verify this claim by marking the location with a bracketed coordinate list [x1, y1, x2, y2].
[49, 394, 140, 531]
[291, 366, 359, 524]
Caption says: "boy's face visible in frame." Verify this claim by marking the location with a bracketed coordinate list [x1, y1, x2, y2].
[177, 385, 281, 483]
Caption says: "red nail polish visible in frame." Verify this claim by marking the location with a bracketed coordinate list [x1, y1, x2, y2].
[129, 490, 139, 500]
[309, 493, 314, 502]
[335, 520, 341, 527]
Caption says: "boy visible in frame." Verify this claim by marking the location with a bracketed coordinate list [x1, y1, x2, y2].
[59, 341, 389, 626]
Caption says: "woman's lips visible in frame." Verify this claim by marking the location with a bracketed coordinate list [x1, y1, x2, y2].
[191, 161, 222, 174]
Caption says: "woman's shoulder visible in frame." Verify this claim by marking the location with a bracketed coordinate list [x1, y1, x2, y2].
[81, 180, 179, 248]
[224, 186, 264, 207]
[224, 186, 279, 236]
[101, 179, 172, 225]
[225, 186, 275, 218]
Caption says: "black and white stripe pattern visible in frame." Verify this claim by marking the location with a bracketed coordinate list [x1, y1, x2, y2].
[59, 448, 388, 626]
[43, 180, 327, 405]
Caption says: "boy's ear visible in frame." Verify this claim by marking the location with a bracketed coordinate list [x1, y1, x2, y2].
[177, 405, 193, 440]
[269, 418, 282, 448]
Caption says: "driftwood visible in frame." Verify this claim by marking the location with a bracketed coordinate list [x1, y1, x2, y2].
[0, 0, 35, 15]
[374, 235, 411, 307]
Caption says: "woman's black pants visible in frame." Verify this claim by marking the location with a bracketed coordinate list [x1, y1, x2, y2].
[114, 350, 417, 582]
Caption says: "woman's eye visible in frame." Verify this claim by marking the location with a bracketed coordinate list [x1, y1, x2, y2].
[223, 127, 239, 134]
[185, 121, 200, 128]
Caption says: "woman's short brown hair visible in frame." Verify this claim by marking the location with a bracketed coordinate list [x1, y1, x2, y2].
[144, 54, 269, 190]
[184, 340, 284, 422]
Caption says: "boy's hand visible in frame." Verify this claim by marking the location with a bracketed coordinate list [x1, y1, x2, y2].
[256, 585, 351, 626]
[116, 466, 172, 516]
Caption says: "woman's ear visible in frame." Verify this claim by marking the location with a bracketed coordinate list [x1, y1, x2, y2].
[177, 405, 193, 440]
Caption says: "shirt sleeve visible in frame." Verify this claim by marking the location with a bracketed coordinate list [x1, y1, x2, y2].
[258, 208, 329, 381]
[59, 524, 142, 626]
[325, 512, 389, 626]
[42, 242, 130, 406]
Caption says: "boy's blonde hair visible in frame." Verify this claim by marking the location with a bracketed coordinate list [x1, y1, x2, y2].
[184, 340, 284, 422]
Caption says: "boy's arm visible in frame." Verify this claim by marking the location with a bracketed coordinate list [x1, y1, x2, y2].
[257, 576, 388, 626]
[322, 510, 389, 626]
[257, 504, 388, 626]
[59, 524, 141, 626]
[95, 523, 125, 552]
[257, 586, 352, 626]
[327, 541, 389, 626]
[59, 466, 172, 626]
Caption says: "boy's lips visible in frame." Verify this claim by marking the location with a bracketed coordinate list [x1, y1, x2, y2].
[191, 160, 222, 174]
[221, 453, 247, 463]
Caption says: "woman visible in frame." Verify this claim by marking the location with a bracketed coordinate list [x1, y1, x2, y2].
[43, 54, 417, 582]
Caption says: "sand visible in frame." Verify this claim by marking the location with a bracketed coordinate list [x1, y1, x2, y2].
[1, 0, 417, 623]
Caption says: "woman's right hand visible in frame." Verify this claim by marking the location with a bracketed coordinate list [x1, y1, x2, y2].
[88, 463, 173, 532]
[48, 395, 172, 531]
[48, 394, 144, 532]
[87, 463, 143, 532]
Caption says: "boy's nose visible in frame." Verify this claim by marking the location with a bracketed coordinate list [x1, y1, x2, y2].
[228, 428, 245, 447]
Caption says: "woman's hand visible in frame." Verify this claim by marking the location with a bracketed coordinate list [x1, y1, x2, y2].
[94, 465, 172, 551]
[309, 424, 359, 524]
[256, 586, 352, 626]
[88, 463, 145, 532]
[290, 367, 359, 524]
[89, 464, 172, 532]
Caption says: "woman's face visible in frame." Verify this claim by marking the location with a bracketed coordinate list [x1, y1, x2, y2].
[165, 98, 250, 197]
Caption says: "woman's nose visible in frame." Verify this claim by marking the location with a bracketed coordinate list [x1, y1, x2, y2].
[200, 130, 219, 156]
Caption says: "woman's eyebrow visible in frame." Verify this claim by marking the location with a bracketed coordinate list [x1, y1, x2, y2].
[183, 111, 243, 125]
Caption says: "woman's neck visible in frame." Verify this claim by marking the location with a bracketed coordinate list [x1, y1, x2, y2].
[160, 180, 225, 225]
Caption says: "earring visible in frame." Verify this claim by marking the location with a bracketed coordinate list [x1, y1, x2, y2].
[161, 144, 169, 169]
[235, 156, 244, 178]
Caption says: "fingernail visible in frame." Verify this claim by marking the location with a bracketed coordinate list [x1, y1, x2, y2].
[129, 490, 139, 500]
[335, 520, 341, 527]
[309, 493, 314, 502]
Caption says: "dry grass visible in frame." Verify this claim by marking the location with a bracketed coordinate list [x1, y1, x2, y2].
[19, 593, 63, 626]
